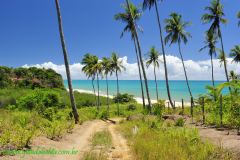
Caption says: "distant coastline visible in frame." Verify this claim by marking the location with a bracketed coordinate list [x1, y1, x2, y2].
[65, 80, 227, 102]
[73, 89, 191, 107]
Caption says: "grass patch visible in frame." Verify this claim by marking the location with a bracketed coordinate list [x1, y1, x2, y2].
[118, 118, 233, 160]
[82, 151, 108, 160]
[92, 130, 112, 147]
[82, 130, 112, 160]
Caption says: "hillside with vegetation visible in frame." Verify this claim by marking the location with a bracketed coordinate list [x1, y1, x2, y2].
[0, 66, 64, 89]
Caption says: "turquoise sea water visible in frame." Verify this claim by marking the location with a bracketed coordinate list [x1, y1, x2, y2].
[64, 80, 226, 102]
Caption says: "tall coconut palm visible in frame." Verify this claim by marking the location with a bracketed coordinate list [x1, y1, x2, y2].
[92, 59, 102, 111]
[82, 53, 98, 108]
[230, 45, 240, 64]
[165, 12, 193, 99]
[125, 0, 152, 112]
[237, 12, 240, 27]
[229, 71, 238, 81]
[101, 57, 112, 113]
[114, 2, 146, 107]
[110, 52, 125, 116]
[199, 32, 218, 87]
[142, 0, 174, 108]
[201, 0, 230, 87]
[54, 0, 79, 123]
[146, 46, 160, 102]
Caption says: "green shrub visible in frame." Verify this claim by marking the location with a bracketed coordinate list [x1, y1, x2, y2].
[17, 92, 41, 110]
[42, 92, 60, 107]
[175, 118, 185, 127]
[42, 107, 57, 121]
[11, 125, 36, 149]
[127, 104, 137, 111]
[98, 110, 109, 119]
[74, 91, 113, 108]
[0, 115, 37, 149]
[113, 93, 136, 104]
[45, 120, 66, 140]
[153, 103, 163, 117]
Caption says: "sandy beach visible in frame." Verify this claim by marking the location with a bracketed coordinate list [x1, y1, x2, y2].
[74, 89, 190, 107]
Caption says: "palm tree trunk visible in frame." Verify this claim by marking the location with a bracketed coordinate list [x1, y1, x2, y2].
[134, 33, 152, 112]
[125, 0, 152, 113]
[218, 27, 231, 92]
[154, 1, 174, 108]
[96, 72, 100, 111]
[210, 55, 215, 87]
[106, 74, 110, 114]
[178, 41, 193, 99]
[133, 37, 145, 108]
[116, 70, 120, 116]
[210, 55, 217, 101]
[154, 65, 159, 102]
[92, 77, 98, 108]
[55, 0, 79, 123]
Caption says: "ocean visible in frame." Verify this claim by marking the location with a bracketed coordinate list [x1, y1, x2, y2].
[64, 80, 226, 102]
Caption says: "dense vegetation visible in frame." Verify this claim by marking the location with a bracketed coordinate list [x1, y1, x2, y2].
[0, 86, 141, 152]
[0, 66, 64, 89]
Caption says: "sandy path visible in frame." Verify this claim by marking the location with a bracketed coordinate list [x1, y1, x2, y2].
[107, 119, 133, 160]
[3, 120, 107, 160]
[197, 126, 240, 155]
[185, 117, 240, 157]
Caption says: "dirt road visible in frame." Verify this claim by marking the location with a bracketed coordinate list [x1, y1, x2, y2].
[3, 119, 132, 160]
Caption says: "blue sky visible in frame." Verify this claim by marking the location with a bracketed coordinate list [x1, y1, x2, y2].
[0, 0, 239, 68]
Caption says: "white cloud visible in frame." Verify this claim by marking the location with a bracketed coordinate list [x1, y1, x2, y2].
[22, 55, 239, 80]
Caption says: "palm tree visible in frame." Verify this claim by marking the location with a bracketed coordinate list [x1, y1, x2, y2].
[114, 3, 146, 108]
[92, 59, 102, 111]
[199, 32, 218, 87]
[201, 0, 230, 86]
[165, 12, 193, 99]
[82, 53, 98, 108]
[54, 0, 79, 123]
[125, 0, 152, 112]
[146, 46, 160, 102]
[101, 57, 112, 113]
[110, 52, 125, 116]
[229, 71, 238, 81]
[142, 0, 174, 108]
[230, 45, 240, 64]
[237, 12, 240, 27]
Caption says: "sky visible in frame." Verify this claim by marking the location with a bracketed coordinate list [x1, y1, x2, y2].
[1, 0, 240, 80]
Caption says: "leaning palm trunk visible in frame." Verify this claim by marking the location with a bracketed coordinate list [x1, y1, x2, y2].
[133, 37, 145, 108]
[154, 1, 174, 108]
[210, 55, 215, 87]
[91, 78, 98, 108]
[126, 0, 152, 112]
[153, 65, 159, 102]
[55, 0, 79, 123]
[116, 70, 120, 116]
[135, 33, 152, 111]
[210, 55, 217, 101]
[218, 27, 231, 92]
[178, 41, 193, 99]
[106, 75, 110, 114]
[96, 72, 100, 111]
